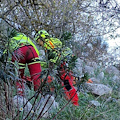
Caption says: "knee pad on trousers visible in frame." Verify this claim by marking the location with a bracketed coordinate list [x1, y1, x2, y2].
[64, 80, 71, 91]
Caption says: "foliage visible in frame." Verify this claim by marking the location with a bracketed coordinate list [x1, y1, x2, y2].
[0, 0, 120, 119]
[52, 92, 120, 120]
[61, 31, 72, 46]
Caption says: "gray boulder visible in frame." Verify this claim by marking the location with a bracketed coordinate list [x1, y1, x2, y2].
[97, 72, 104, 80]
[75, 58, 84, 67]
[84, 65, 94, 75]
[105, 66, 120, 76]
[73, 58, 84, 76]
[13, 95, 34, 114]
[112, 75, 120, 83]
[36, 94, 59, 118]
[85, 83, 112, 96]
[89, 77, 100, 84]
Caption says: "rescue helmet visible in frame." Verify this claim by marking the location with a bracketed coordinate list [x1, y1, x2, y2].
[35, 30, 50, 41]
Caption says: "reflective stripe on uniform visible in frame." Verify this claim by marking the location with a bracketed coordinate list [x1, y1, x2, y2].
[28, 57, 40, 65]
[49, 41, 54, 49]
[18, 63, 26, 69]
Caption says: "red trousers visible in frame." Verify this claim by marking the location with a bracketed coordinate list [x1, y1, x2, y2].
[59, 62, 79, 106]
[12, 45, 42, 96]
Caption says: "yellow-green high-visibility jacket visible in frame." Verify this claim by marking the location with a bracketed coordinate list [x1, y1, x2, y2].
[44, 37, 62, 50]
[43, 37, 62, 63]
[8, 33, 39, 55]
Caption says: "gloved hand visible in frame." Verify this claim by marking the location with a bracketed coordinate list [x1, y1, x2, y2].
[13, 95, 34, 113]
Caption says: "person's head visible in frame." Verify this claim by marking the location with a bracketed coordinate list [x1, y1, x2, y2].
[35, 30, 50, 46]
